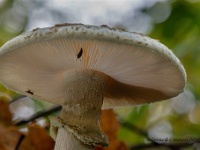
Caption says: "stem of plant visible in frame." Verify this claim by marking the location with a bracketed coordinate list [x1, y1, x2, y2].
[55, 128, 94, 150]
[50, 69, 109, 150]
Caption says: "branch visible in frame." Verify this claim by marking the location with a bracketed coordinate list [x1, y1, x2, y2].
[130, 142, 193, 150]
[15, 105, 62, 126]
[15, 134, 25, 150]
[119, 120, 195, 150]
[118, 119, 156, 143]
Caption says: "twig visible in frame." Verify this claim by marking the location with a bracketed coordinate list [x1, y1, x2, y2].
[118, 119, 155, 143]
[15, 134, 25, 150]
[15, 105, 62, 126]
[130, 142, 193, 150]
[119, 120, 195, 150]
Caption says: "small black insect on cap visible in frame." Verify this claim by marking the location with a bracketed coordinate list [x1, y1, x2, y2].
[77, 48, 83, 59]
[26, 90, 34, 95]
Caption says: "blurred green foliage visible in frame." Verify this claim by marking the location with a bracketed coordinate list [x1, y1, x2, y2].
[119, 0, 200, 149]
[0, 0, 200, 149]
[0, 0, 28, 46]
[151, 0, 200, 99]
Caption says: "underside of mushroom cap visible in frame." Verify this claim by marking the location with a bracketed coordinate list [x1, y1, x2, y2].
[0, 23, 186, 108]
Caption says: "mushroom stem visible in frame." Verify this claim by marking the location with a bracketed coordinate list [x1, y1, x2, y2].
[54, 127, 94, 150]
[50, 69, 109, 149]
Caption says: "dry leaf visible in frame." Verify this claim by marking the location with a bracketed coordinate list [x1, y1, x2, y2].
[0, 97, 13, 126]
[0, 125, 22, 150]
[0, 143, 7, 150]
[20, 122, 55, 150]
[96, 109, 128, 150]
[0, 98, 55, 150]
[0, 97, 23, 150]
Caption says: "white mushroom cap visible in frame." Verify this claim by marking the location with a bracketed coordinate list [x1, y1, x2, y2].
[0, 23, 186, 108]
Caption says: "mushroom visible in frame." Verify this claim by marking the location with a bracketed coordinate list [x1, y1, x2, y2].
[0, 23, 186, 149]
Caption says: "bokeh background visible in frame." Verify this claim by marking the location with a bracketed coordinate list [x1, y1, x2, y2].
[0, 0, 200, 149]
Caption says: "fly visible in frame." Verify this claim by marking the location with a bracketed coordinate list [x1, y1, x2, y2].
[77, 48, 83, 59]
[26, 90, 34, 95]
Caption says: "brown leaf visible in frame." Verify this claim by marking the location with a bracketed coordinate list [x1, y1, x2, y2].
[20, 122, 55, 150]
[0, 97, 55, 150]
[0, 143, 7, 150]
[0, 97, 22, 150]
[0, 97, 13, 126]
[96, 109, 128, 150]
[0, 125, 22, 150]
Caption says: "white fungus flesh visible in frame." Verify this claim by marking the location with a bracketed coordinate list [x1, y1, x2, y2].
[0, 23, 186, 108]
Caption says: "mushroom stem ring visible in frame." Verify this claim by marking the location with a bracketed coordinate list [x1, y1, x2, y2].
[50, 69, 109, 149]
